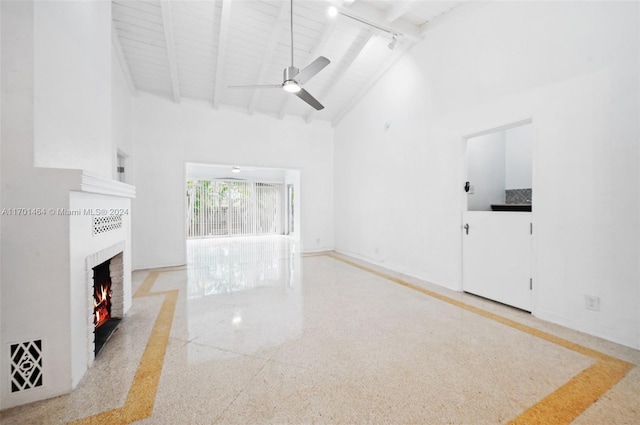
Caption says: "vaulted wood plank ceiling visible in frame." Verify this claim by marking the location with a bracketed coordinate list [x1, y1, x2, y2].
[112, 0, 467, 125]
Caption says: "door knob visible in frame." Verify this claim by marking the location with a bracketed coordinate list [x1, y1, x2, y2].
[464, 223, 469, 235]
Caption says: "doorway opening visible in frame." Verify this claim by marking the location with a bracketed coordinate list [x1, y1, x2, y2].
[116, 150, 128, 183]
[286, 184, 295, 235]
[185, 163, 301, 240]
[462, 120, 534, 312]
[465, 122, 533, 212]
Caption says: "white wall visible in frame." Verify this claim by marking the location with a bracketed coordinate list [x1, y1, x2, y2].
[505, 124, 533, 190]
[112, 45, 134, 180]
[131, 94, 334, 269]
[334, 1, 639, 349]
[33, 0, 112, 177]
[467, 131, 505, 211]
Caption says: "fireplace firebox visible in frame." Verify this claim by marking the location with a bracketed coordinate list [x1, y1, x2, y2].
[92, 258, 121, 356]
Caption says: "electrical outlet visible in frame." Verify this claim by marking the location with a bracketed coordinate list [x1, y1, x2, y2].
[468, 185, 475, 194]
[585, 295, 600, 312]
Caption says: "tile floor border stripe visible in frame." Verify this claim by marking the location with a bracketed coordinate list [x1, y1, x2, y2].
[67, 255, 634, 424]
[509, 359, 633, 424]
[327, 253, 635, 425]
[68, 270, 178, 425]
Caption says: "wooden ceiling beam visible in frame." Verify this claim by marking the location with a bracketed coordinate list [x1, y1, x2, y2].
[212, 0, 231, 109]
[345, 1, 422, 42]
[304, 28, 373, 123]
[160, 0, 180, 103]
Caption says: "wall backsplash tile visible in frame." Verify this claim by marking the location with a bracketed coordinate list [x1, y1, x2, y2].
[506, 188, 532, 204]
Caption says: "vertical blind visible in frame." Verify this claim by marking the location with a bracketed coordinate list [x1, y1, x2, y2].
[186, 180, 283, 238]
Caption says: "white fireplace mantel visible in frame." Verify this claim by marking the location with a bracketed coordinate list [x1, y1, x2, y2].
[75, 170, 136, 199]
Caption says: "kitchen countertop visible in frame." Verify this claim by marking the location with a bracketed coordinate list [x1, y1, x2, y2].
[490, 203, 532, 212]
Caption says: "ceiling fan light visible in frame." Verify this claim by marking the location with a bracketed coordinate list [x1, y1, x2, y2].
[283, 80, 301, 93]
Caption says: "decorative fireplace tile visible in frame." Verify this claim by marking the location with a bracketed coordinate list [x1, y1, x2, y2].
[10, 340, 43, 393]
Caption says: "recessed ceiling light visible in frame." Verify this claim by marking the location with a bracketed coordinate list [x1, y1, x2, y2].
[232, 166, 241, 173]
[327, 6, 338, 17]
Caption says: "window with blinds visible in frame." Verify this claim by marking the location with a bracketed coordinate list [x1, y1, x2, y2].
[186, 180, 283, 238]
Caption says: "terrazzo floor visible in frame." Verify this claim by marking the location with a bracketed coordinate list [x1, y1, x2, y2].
[1, 236, 639, 424]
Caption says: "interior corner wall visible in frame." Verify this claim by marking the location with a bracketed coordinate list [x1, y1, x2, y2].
[505, 124, 533, 190]
[334, 1, 640, 349]
[467, 132, 505, 211]
[111, 45, 134, 180]
[131, 94, 334, 269]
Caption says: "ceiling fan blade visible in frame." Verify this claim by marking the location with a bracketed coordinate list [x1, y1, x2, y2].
[228, 84, 282, 89]
[295, 56, 330, 85]
[293, 88, 324, 110]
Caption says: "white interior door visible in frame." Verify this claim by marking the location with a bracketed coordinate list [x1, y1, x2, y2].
[462, 211, 532, 311]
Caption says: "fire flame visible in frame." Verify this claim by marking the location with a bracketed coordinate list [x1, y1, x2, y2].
[94, 282, 111, 328]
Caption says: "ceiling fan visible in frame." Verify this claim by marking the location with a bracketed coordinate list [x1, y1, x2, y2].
[228, 0, 331, 110]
